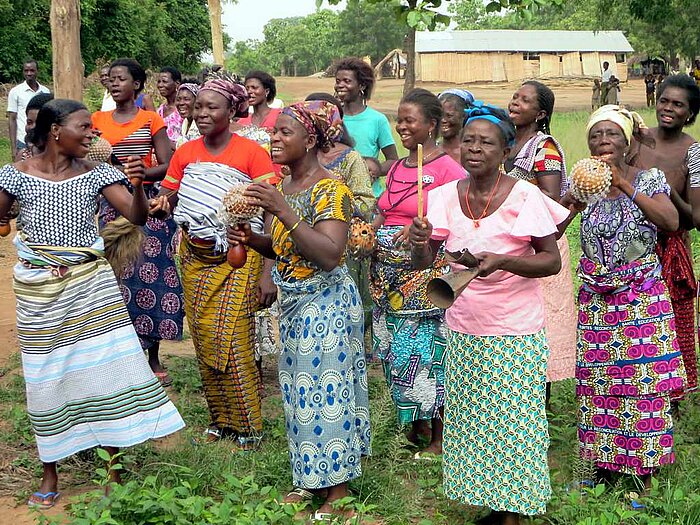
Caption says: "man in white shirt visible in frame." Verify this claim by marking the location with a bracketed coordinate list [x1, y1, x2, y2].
[99, 64, 116, 112]
[7, 59, 50, 160]
[600, 61, 612, 105]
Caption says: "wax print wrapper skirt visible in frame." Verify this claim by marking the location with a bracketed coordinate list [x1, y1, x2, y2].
[16, 257, 185, 463]
[275, 265, 371, 489]
[443, 329, 551, 515]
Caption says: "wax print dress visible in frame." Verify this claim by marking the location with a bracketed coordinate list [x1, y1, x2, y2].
[0, 163, 184, 463]
[577, 168, 685, 475]
[429, 179, 568, 515]
[158, 104, 184, 143]
[271, 177, 371, 489]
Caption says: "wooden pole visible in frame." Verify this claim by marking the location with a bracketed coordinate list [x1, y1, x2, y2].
[417, 143, 424, 220]
[50, 0, 83, 101]
[208, 0, 225, 66]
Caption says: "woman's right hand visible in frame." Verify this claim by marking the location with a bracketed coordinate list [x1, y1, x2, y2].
[560, 191, 587, 212]
[409, 217, 433, 247]
[124, 156, 146, 187]
[227, 223, 253, 246]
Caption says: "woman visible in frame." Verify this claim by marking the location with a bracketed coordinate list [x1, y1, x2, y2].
[175, 81, 201, 149]
[0, 99, 184, 508]
[438, 89, 474, 163]
[506, 80, 577, 386]
[228, 100, 371, 521]
[409, 104, 567, 525]
[334, 57, 398, 161]
[161, 76, 277, 447]
[573, 105, 684, 489]
[237, 70, 281, 132]
[92, 58, 183, 386]
[157, 66, 184, 147]
[372, 88, 465, 457]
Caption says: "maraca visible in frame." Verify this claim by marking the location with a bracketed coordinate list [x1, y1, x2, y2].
[569, 157, 613, 204]
[220, 185, 263, 269]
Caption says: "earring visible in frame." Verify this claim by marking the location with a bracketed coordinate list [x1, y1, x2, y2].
[305, 147, 310, 153]
[55, 135, 59, 141]
[428, 130, 433, 140]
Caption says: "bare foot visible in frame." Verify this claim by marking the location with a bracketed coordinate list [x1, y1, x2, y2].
[406, 421, 431, 445]
[420, 441, 442, 455]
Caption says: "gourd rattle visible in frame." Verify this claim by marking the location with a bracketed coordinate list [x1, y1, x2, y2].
[219, 185, 263, 268]
[569, 157, 613, 204]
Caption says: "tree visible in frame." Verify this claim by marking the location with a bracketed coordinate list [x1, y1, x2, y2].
[51, 0, 83, 100]
[336, 0, 406, 62]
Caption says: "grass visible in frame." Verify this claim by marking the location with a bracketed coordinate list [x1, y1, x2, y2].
[2, 107, 700, 523]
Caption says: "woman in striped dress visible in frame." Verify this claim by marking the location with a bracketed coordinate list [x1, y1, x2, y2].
[92, 58, 184, 387]
[0, 99, 184, 509]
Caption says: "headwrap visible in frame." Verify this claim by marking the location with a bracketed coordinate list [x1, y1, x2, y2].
[464, 101, 516, 147]
[178, 83, 200, 97]
[200, 74, 249, 117]
[281, 100, 343, 150]
[439, 88, 475, 106]
[586, 104, 647, 144]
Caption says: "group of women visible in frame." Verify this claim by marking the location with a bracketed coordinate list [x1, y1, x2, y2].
[2, 55, 699, 524]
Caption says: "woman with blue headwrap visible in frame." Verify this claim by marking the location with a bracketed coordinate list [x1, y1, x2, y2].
[438, 89, 474, 163]
[410, 104, 569, 524]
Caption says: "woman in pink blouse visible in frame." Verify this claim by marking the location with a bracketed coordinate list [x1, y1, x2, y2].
[410, 104, 569, 525]
[370, 88, 465, 457]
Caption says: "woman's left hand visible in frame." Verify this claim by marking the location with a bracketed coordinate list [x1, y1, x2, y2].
[474, 251, 504, 277]
[391, 224, 411, 248]
[148, 195, 171, 218]
[258, 270, 277, 307]
[245, 182, 290, 217]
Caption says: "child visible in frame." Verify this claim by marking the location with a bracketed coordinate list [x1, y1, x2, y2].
[645, 74, 657, 107]
[592, 79, 601, 110]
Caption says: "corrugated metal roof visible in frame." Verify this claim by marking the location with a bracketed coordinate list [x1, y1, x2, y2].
[416, 30, 634, 53]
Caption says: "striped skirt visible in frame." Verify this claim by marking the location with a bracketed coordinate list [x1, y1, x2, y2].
[15, 258, 185, 463]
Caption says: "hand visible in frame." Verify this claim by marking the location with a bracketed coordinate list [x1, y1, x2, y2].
[245, 182, 290, 217]
[257, 270, 277, 307]
[124, 156, 146, 187]
[560, 191, 587, 213]
[391, 224, 411, 248]
[148, 195, 171, 218]
[227, 223, 253, 246]
[594, 154, 623, 189]
[474, 251, 504, 277]
[409, 217, 432, 247]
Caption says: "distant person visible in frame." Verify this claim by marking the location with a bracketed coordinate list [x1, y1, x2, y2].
[237, 70, 281, 134]
[7, 59, 50, 161]
[174, 81, 200, 149]
[99, 64, 116, 111]
[600, 61, 612, 104]
[438, 89, 475, 163]
[692, 60, 700, 85]
[157, 66, 183, 147]
[605, 75, 620, 105]
[591, 79, 601, 110]
[18, 93, 54, 160]
[334, 57, 398, 161]
[645, 74, 657, 106]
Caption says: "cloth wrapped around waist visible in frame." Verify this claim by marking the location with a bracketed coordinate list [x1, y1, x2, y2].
[577, 253, 661, 297]
[14, 233, 105, 280]
[656, 229, 697, 301]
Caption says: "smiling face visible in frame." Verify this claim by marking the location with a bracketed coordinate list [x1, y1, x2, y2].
[460, 119, 508, 176]
[157, 72, 179, 98]
[245, 77, 269, 107]
[270, 113, 314, 165]
[176, 89, 196, 120]
[396, 102, 435, 151]
[334, 69, 362, 104]
[109, 66, 140, 104]
[99, 67, 111, 89]
[194, 90, 234, 137]
[587, 120, 627, 163]
[508, 84, 544, 128]
[656, 86, 692, 130]
[440, 98, 463, 140]
[54, 109, 95, 158]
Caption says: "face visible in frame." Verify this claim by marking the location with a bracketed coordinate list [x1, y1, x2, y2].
[508, 84, 544, 127]
[54, 109, 95, 157]
[460, 119, 508, 175]
[440, 99, 463, 140]
[109, 66, 140, 103]
[270, 114, 314, 165]
[99, 67, 110, 89]
[395, 102, 434, 151]
[25, 109, 39, 134]
[656, 86, 692, 130]
[23, 62, 37, 83]
[334, 69, 362, 104]
[194, 90, 234, 136]
[245, 78, 269, 107]
[157, 72, 179, 98]
[587, 121, 627, 163]
[176, 89, 196, 120]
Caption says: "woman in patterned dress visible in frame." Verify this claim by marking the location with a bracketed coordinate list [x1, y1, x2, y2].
[506, 81, 578, 390]
[175, 81, 201, 149]
[228, 101, 371, 522]
[569, 105, 684, 490]
[0, 99, 184, 508]
[409, 104, 568, 525]
[92, 58, 184, 387]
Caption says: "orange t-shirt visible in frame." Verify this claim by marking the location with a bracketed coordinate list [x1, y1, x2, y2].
[91, 109, 165, 167]
[162, 134, 279, 191]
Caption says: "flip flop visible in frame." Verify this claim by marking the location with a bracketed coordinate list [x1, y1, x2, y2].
[154, 371, 173, 387]
[282, 487, 315, 506]
[413, 451, 442, 462]
[27, 491, 61, 509]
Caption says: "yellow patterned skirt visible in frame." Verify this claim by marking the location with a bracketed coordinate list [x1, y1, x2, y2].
[179, 235, 263, 435]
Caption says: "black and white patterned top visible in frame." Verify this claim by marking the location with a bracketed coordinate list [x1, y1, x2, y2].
[688, 142, 700, 188]
[0, 163, 126, 247]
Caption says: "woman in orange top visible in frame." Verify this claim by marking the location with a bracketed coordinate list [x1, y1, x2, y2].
[92, 58, 183, 387]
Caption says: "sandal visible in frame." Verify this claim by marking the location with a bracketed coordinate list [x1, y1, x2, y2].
[231, 434, 262, 453]
[154, 371, 173, 387]
[282, 487, 315, 505]
[27, 491, 61, 509]
[192, 427, 223, 445]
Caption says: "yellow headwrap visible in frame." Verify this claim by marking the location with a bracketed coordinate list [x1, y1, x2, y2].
[586, 104, 647, 144]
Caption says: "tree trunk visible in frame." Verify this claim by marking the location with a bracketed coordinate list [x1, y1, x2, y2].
[50, 0, 83, 101]
[208, 0, 225, 66]
[403, 26, 416, 94]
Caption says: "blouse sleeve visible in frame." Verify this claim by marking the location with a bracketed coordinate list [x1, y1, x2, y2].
[688, 142, 700, 188]
[426, 183, 451, 241]
[162, 145, 187, 191]
[511, 184, 569, 238]
[532, 138, 563, 176]
[246, 141, 278, 184]
[310, 179, 353, 225]
[0, 165, 21, 197]
[94, 163, 128, 193]
[637, 168, 671, 197]
[149, 112, 166, 135]
[345, 152, 376, 221]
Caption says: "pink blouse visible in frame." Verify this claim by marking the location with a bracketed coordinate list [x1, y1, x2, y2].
[378, 154, 465, 226]
[428, 179, 569, 336]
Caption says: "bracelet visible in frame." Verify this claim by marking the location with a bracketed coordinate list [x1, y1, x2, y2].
[630, 187, 639, 201]
[287, 218, 302, 234]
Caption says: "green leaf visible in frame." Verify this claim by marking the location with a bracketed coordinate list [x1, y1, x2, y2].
[96, 448, 112, 462]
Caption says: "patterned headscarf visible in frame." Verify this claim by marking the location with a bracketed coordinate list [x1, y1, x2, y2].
[281, 100, 343, 150]
[200, 73, 249, 117]
[439, 88, 475, 106]
[586, 104, 647, 144]
[178, 83, 200, 97]
[465, 101, 516, 147]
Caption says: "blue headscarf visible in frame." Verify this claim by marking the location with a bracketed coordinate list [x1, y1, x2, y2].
[464, 101, 516, 147]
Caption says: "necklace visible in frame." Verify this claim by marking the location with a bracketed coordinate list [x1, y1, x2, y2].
[404, 147, 442, 168]
[465, 170, 503, 228]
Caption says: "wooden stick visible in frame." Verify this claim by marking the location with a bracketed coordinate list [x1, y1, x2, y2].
[417, 143, 424, 220]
